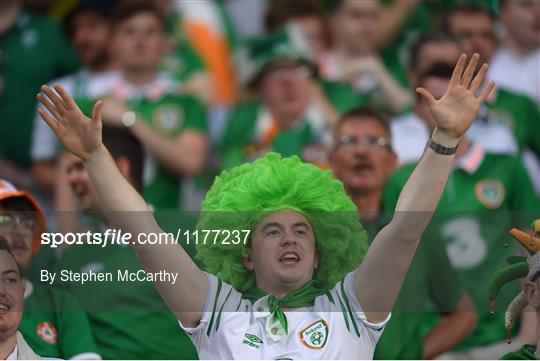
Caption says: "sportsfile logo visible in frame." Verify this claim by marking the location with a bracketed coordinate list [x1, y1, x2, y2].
[243, 333, 263, 349]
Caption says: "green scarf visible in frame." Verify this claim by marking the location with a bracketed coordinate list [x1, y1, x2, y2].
[243, 280, 327, 339]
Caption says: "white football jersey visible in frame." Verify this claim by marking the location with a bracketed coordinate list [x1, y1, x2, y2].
[180, 271, 390, 360]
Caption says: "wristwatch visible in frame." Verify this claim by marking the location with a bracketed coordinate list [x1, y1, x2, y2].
[121, 111, 137, 128]
[427, 137, 458, 155]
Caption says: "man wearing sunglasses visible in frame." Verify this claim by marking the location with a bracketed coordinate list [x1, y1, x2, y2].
[0, 180, 99, 359]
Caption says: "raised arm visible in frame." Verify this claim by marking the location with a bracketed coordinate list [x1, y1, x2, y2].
[355, 54, 495, 323]
[37, 85, 207, 327]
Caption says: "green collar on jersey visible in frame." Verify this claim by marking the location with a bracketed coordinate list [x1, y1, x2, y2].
[243, 280, 327, 338]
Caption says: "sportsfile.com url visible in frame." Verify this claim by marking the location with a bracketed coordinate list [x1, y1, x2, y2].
[41, 229, 251, 248]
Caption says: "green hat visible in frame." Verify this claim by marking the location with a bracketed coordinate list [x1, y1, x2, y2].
[195, 152, 368, 292]
[235, 24, 317, 88]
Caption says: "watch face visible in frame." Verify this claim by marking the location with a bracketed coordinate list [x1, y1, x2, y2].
[122, 111, 137, 127]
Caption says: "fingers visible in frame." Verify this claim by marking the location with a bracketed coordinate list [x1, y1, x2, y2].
[37, 93, 62, 120]
[37, 108, 60, 133]
[41, 85, 67, 115]
[415, 87, 436, 105]
[92, 100, 104, 125]
[450, 53, 467, 86]
[54, 83, 78, 110]
[461, 53, 479, 88]
[478, 80, 495, 104]
[469, 63, 488, 94]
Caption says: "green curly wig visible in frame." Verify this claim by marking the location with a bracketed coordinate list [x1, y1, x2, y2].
[196, 152, 368, 292]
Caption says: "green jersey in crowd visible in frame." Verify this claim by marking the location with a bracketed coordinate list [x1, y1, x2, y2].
[486, 88, 540, 157]
[502, 345, 538, 360]
[20, 281, 99, 359]
[220, 80, 365, 169]
[77, 74, 208, 210]
[383, 144, 540, 351]
[363, 215, 465, 359]
[0, 12, 79, 169]
[52, 240, 198, 359]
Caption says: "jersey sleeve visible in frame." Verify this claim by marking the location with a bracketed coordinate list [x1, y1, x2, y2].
[181, 96, 208, 133]
[328, 271, 391, 345]
[178, 272, 243, 348]
[54, 289, 101, 360]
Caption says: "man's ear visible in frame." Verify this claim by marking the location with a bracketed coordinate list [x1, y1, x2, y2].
[524, 280, 539, 308]
[314, 248, 320, 270]
[115, 156, 131, 181]
[243, 250, 254, 271]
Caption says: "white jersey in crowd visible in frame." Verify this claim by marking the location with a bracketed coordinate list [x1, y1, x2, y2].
[180, 271, 389, 360]
[488, 47, 540, 105]
[31, 69, 120, 161]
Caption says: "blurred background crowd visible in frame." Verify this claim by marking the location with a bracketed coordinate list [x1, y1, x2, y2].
[0, 0, 539, 359]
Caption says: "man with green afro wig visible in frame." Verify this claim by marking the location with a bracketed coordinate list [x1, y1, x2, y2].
[37, 53, 494, 359]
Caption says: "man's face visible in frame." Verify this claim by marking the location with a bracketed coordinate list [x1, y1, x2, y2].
[0, 251, 24, 343]
[65, 153, 100, 212]
[331, 0, 380, 54]
[411, 42, 460, 87]
[331, 117, 396, 195]
[448, 12, 496, 64]
[71, 11, 112, 67]
[258, 63, 312, 121]
[245, 211, 319, 292]
[112, 12, 166, 72]
[0, 209, 35, 272]
[501, 0, 540, 50]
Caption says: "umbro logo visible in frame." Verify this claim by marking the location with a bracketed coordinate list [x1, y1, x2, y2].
[243, 333, 263, 349]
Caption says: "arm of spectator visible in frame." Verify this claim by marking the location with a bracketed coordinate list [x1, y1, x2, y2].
[374, 0, 421, 50]
[182, 72, 214, 105]
[37, 84, 208, 327]
[101, 98, 209, 177]
[355, 54, 494, 324]
[310, 80, 339, 126]
[54, 152, 82, 236]
[423, 293, 477, 358]
[343, 56, 413, 113]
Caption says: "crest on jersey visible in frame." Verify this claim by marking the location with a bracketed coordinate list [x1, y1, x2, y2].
[152, 105, 184, 134]
[36, 322, 57, 344]
[299, 319, 328, 350]
[475, 179, 505, 209]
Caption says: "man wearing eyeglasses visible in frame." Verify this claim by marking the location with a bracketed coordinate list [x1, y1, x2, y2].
[0, 180, 100, 359]
[329, 107, 477, 359]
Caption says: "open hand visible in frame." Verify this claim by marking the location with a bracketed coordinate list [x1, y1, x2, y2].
[416, 53, 495, 140]
[37, 84, 103, 161]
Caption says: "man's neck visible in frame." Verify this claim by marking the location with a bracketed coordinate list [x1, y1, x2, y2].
[501, 36, 538, 57]
[348, 189, 382, 222]
[89, 58, 118, 73]
[122, 68, 157, 87]
[0, 1, 21, 36]
[268, 108, 302, 128]
[0, 334, 17, 359]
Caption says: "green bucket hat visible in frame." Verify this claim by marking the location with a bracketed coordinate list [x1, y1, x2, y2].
[235, 24, 317, 88]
